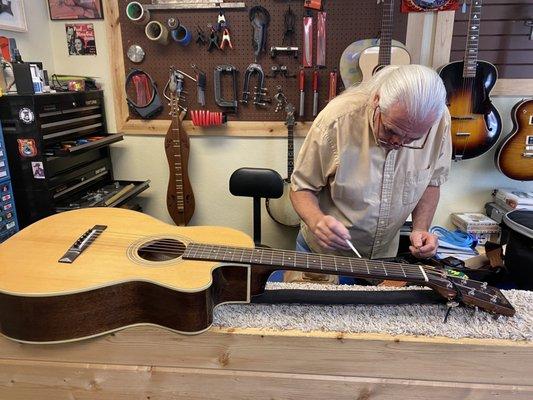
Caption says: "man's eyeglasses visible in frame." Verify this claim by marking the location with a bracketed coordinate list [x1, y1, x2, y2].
[373, 106, 430, 150]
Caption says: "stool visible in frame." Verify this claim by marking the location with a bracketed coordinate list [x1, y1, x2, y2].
[229, 167, 283, 245]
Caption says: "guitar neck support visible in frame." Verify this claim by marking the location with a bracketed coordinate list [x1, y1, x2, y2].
[125, 69, 163, 119]
[214, 64, 238, 112]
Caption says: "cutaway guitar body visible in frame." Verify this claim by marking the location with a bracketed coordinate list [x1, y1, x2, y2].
[495, 99, 533, 181]
[358, 44, 411, 83]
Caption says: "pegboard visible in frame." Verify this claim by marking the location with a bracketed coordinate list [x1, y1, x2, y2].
[118, 0, 408, 122]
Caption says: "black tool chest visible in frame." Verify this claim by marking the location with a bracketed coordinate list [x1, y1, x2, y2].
[0, 125, 19, 242]
[0, 90, 149, 228]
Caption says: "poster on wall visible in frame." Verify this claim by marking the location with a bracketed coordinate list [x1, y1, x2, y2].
[66, 23, 97, 56]
[48, 0, 103, 20]
[401, 0, 459, 12]
[0, 0, 27, 32]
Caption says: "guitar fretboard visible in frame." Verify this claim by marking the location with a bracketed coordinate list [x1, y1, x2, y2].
[378, 0, 395, 67]
[287, 124, 294, 177]
[184, 243, 430, 283]
[463, 0, 482, 78]
[169, 94, 184, 212]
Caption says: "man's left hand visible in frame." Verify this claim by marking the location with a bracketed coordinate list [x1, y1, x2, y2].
[409, 230, 438, 259]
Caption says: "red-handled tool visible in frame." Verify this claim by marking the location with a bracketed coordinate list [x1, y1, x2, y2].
[299, 69, 305, 118]
[312, 69, 319, 117]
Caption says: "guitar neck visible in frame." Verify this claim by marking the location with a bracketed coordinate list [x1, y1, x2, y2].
[184, 243, 431, 284]
[463, 0, 483, 78]
[167, 94, 185, 210]
[287, 124, 294, 177]
[378, 0, 395, 67]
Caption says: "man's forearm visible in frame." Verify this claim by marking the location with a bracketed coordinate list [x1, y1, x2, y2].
[289, 189, 324, 230]
[411, 185, 440, 231]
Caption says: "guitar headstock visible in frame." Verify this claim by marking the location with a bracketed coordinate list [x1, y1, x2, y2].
[428, 269, 515, 317]
[285, 103, 295, 127]
[167, 66, 190, 120]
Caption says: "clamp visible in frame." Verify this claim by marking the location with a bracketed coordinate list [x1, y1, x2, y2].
[217, 10, 228, 31]
[220, 29, 233, 50]
[214, 64, 238, 112]
[241, 63, 269, 107]
[208, 27, 219, 52]
[196, 25, 207, 46]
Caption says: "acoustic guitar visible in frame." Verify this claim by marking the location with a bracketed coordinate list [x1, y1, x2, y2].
[339, 0, 411, 88]
[165, 67, 195, 225]
[266, 103, 300, 227]
[438, 0, 501, 161]
[495, 99, 533, 181]
[0, 208, 515, 343]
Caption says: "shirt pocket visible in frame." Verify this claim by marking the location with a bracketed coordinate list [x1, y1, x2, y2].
[402, 167, 432, 206]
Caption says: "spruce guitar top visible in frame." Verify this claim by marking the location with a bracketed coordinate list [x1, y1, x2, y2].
[266, 103, 300, 227]
[165, 67, 195, 226]
[339, 0, 410, 88]
[0, 208, 515, 343]
[495, 99, 533, 181]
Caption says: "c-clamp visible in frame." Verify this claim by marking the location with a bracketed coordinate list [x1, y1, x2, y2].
[214, 64, 238, 112]
[241, 63, 270, 107]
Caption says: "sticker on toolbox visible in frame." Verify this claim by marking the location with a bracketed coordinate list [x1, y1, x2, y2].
[0, 171, 6, 178]
[6, 221, 15, 230]
[17, 139, 38, 157]
[0, 161, 5, 167]
[31, 161, 45, 179]
[3, 203, 12, 211]
[1, 193, 11, 202]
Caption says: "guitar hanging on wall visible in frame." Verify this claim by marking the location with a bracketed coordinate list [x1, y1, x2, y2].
[339, 0, 411, 88]
[165, 67, 195, 226]
[266, 103, 300, 227]
[438, 0, 501, 161]
[495, 99, 533, 181]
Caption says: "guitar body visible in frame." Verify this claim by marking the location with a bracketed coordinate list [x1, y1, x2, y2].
[0, 208, 515, 343]
[339, 39, 409, 88]
[439, 60, 502, 160]
[265, 180, 300, 227]
[0, 208, 265, 343]
[358, 44, 411, 83]
[495, 99, 533, 181]
[165, 113, 195, 226]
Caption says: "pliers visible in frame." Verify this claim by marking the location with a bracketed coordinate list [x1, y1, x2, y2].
[220, 29, 233, 50]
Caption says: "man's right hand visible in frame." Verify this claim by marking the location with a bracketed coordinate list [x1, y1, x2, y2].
[310, 215, 351, 251]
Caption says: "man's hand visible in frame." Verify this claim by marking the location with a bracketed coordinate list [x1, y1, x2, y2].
[311, 215, 351, 251]
[409, 230, 438, 258]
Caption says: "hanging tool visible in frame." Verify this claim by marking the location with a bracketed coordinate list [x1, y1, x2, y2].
[304, 0, 322, 10]
[191, 64, 206, 107]
[220, 29, 233, 50]
[282, 4, 296, 45]
[190, 110, 227, 127]
[270, 46, 299, 59]
[249, 6, 270, 61]
[302, 12, 313, 67]
[312, 69, 319, 117]
[208, 27, 220, 51]
[328, 69, 338, 101]
[316, 12, 327, 67]
[274, 86, 287, 113]
[217, 10, 228, 31]
[241, 63, 269, 107]
[299, 69, 305, 118]
[214, 64, 238, 112]
[196, 25, 207, 46]
[167, 17, 180, 30]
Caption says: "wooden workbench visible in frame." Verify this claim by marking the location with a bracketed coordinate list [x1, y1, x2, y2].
[0, 325, 531, 399]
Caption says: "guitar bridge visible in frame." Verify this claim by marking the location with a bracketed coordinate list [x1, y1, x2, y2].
[59, 225, 107, 264]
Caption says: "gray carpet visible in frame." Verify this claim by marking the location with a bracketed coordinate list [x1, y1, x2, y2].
[212, 283, 533, 341]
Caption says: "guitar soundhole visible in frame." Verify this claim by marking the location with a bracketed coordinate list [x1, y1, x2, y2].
[137, 238, 186, 262]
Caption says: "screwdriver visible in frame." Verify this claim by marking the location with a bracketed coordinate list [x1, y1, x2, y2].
[312, 69, 319, 117]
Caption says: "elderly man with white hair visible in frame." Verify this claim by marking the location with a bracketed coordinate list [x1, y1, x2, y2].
[288, 65, 451, 282]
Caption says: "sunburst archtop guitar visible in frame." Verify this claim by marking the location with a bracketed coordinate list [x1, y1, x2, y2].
[0, 208, 515, 343]
[438, 0, 501, 160]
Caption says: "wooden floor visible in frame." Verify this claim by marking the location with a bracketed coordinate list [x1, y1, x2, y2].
[0, 325, 532, 399]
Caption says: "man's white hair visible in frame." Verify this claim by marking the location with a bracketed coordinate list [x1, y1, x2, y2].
[340, 64, 447, 125]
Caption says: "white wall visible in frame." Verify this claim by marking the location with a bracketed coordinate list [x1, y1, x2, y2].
[7, 5, 533, 251]
[0, 0, 54, 72]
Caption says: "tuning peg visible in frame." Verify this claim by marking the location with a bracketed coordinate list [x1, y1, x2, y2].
[461, 276, 468, 285]
[481, 282, 488, 290]
[490, 294, 498, 303]
[468, 288, 475, 296]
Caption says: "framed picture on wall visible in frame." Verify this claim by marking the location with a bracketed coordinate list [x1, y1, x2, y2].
[47, 0, 104, 20]
[0, 0, 28, 32]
